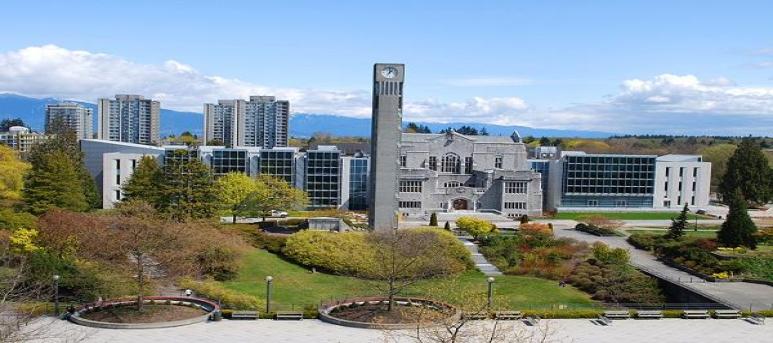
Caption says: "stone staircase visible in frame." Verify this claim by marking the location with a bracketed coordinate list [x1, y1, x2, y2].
[459, 237, 502, 276]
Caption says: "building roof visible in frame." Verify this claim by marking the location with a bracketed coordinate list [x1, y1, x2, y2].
[401, 132, 518, 144]
[656, 154, 703, 162]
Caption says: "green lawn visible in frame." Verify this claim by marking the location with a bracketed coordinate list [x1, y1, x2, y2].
[555, 211, 708, 220]
[222, 249, 596, 311]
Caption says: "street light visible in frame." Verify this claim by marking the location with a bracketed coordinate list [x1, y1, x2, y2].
[265, 276, 273, 314]
[486, 277, 495, 309]
[52, 274, 60, 316]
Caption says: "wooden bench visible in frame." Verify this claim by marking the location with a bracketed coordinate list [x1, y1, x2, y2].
[597, 315, 612, 326]
[462, 311, 489, 320]
[682, 310, 709, 319]
[231, 310, 259, 320]
[713, 309, 741, 319]
[747, 313, 765, 325]
[523, 316, 540, 326]
[494, 311, 522, 320]
[635, 310, 663, 319]
[275, 311, 304, 320]
[603, 310, 630, 320]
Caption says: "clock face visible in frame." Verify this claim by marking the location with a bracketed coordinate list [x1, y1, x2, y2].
[381, 66, 398, 79]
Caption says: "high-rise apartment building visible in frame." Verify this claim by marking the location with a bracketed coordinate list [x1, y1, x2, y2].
[97, 94, 160, 145]
[203, 96, 289, 148]
[45, 102, 93, 139]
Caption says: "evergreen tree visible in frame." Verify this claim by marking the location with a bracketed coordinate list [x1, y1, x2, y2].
[429, 212, 438, 226]
[667, 203, 689, 239]
[122, 156, 162, 205]
[479, 127, 489, 136]
[719, 138, 773, 206]
[0, 118, 25, 131]
[23, 150, 89, 214]
[444, 221, 451, 231]
[157, 150, 218, 221]
[717, 190, 758, 248]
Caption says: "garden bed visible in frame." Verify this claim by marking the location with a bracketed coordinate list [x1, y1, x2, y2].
[319, 297, 459, 329]
[81, 304, 206, 323]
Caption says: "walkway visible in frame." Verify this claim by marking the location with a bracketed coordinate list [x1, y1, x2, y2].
[551, 222, 773, 311]
[29, 317, 773, 343]
[458, 237, 502, 276]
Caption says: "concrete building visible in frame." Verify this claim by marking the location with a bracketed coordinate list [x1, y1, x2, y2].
[97, 94, 160, 145]
[545, 152, 711, 210]
[0, 126, 50, 153]
[203, 100, 245, 147]
[398, 131, 543, 218]
[369, 63, 404, 231]
[45, 102, 93, 139]
[653, 155, 711, 208]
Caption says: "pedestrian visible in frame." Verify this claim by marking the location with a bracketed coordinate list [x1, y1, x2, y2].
[185, 289, 192, 297]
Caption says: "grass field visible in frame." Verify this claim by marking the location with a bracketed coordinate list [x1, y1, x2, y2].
[555, 211, 708, 220]
[221, 249, 596, 311]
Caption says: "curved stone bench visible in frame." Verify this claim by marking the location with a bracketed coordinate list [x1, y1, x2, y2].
[68, 296, 220, 330]
[318, 297, 460, 330]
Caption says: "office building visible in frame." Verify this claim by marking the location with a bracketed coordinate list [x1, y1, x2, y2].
[203, 100, 245, 147]
[97, 94, 160, 145]
[398, 131, 543, 218]
[0, 126, 50, 153]
[341, 154, 370, 211]
[45, 102, 93, 139]
[199, 145, 260, 177]
[653, 155, 711, 208]
[304, 146, 341, 208]
[369, 63, 404, 231]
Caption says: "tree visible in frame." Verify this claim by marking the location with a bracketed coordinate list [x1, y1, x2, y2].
[121, 156, 162, 205]
[429, 212, 438, 227]
[0, 145, 30, 204]
[23, 150, 89, 214]
[240, 175, 308, 221]
[444, 221, 451, 231]
[156, 150, 218, 221]
[456, 216, 496, 240]
[479, 127, 489, 136]
[717, 190, 758, 248]
[215, 172, 259, 223]
[0, 118, 25, 131]
[538, 137, 551, 146]
[667, 203, 689, 239]
[718, 138, 772, 206]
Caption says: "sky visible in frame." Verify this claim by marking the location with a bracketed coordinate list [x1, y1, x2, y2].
[1, 0, 772, 135]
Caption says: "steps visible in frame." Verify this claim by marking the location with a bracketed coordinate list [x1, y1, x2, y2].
[459, 237, 502, 276]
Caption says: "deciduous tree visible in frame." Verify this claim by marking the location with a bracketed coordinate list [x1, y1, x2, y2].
[215, 172, 260, 223]
[0, 145, 30, 204]
[241, 175, 308, 221]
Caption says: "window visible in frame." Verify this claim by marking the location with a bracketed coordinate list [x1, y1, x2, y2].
[665, 167, 670, 177]
[131, 159, 137, 170]
[495, 155, 503, 169]
[615, 200, 627, 207]
[587, 200, 599, 207]
[114, 190, 121, 201]
[691, 196, 695, 205]
[664, 181, 668, 191]
[504, 181, 527, 194]
[429, 156, 437, 170]
[399, 201, 421, 209]
[441, 153, 460, 173]
[677, 196, 681, 205]
[679, 167, 684, 177]
[693, 168, 698, 177]
[400, 155, 406, 167]
[443, 181, 461, 188]
[678, 182, 682, 191]
[399, 180, 422, 193]
[464, 157, 473, 174]
[504, 202, 526, 210]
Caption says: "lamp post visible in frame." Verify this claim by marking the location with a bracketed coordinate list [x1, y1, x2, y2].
[52, 274, 60, 316]
[265, 276, 273, 314]
[486, 277, 495, 309]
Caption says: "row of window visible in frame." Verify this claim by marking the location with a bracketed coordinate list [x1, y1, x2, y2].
[665, 167, 699, 178]
[504, 202, 527, 210]
[504, 181, 528, 194]
[399, 201, 421, 209]
[399, 180, 423, 193]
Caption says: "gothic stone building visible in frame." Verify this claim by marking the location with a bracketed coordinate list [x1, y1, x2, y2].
[398, 131, 543, 218]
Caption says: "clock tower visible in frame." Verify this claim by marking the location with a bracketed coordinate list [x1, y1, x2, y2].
[368, 63, 405, 231]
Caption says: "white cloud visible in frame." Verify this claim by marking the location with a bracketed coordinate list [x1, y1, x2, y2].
[443, 77, 532, 87]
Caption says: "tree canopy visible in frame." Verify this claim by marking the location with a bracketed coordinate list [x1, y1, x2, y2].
[155, 150, 219, 221]
[215, 172, 260, 223]
[667, 203, 689, 239]
[717, 190, 758, 248]
[240, 175, 308, 220]
[23, 150, 89, 214]
[718, 138, 772, 206]
[121, 155, 162, 204]
[0, 145, 30, 203]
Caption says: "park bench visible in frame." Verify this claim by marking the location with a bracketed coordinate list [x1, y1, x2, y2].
[523, 316, 541, 326]
[682, 310, 709, 319]
[713, 309, 741, 319]
[597, 315, 612, 326]
[231, 310, 259, 320]
[275, 311, 304, 320]
[635, 310, 663, 319]
[747, 313, 765, 325]
[494, 311, 523, 320]
[462, 311, 489, 320]
[603, 310, 630, 320]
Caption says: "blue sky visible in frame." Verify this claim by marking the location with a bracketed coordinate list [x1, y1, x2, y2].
[1, 0, 772, 135]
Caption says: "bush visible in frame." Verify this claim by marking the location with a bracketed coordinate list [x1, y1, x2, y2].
[456, 216, 497, 239]
[250, 231, 288, 254]
[567, 260, 665, 304]
[0, 208, 37, 230]
[179, 278, 262, 310]
[574, 223, 617, 236]
[429, 212, 438, 226]
[196, 246, 239, 281]
[627, 233, 661, 250]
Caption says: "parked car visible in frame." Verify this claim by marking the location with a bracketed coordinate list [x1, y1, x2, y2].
[269, 210, 288, 218]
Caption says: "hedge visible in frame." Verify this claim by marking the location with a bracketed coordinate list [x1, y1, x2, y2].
[179, 278, 263, 310]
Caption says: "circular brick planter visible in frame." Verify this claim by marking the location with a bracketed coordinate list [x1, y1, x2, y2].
[318, 297, 460, 330]
[68, 296, 220, 329]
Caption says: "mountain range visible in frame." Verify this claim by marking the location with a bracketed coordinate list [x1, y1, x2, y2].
[0, 93, 613, 138]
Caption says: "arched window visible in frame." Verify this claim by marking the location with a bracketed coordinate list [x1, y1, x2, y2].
[441, 153, 460, 173]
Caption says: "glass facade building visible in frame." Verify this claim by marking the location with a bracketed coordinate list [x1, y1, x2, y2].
[348, 158, 369, 211]
[210, 149, 249, 176]
[259, 149, 295, 183]
[305, 149, 341, 208]
[560, 154, 656, 207]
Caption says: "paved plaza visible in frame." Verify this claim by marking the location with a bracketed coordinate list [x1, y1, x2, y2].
[27, 317, 773, 343]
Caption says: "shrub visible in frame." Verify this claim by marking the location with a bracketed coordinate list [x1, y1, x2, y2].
[627, 233, 660, 250]
[519, 222, 552, 235]
[429, 212, 438, 226]
[179, 278, 262, 310]
[444, 221, 451, 231]
[574, 223, 617, 236]
[567, 260, 665, 304]
[250, 231, 288, 254]
[196, 246, 239, 281]
[456, 216, 497, 240]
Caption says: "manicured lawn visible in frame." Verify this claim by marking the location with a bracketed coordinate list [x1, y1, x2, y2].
[555, 211, 708, 220]
[222, 249, 596, 311]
